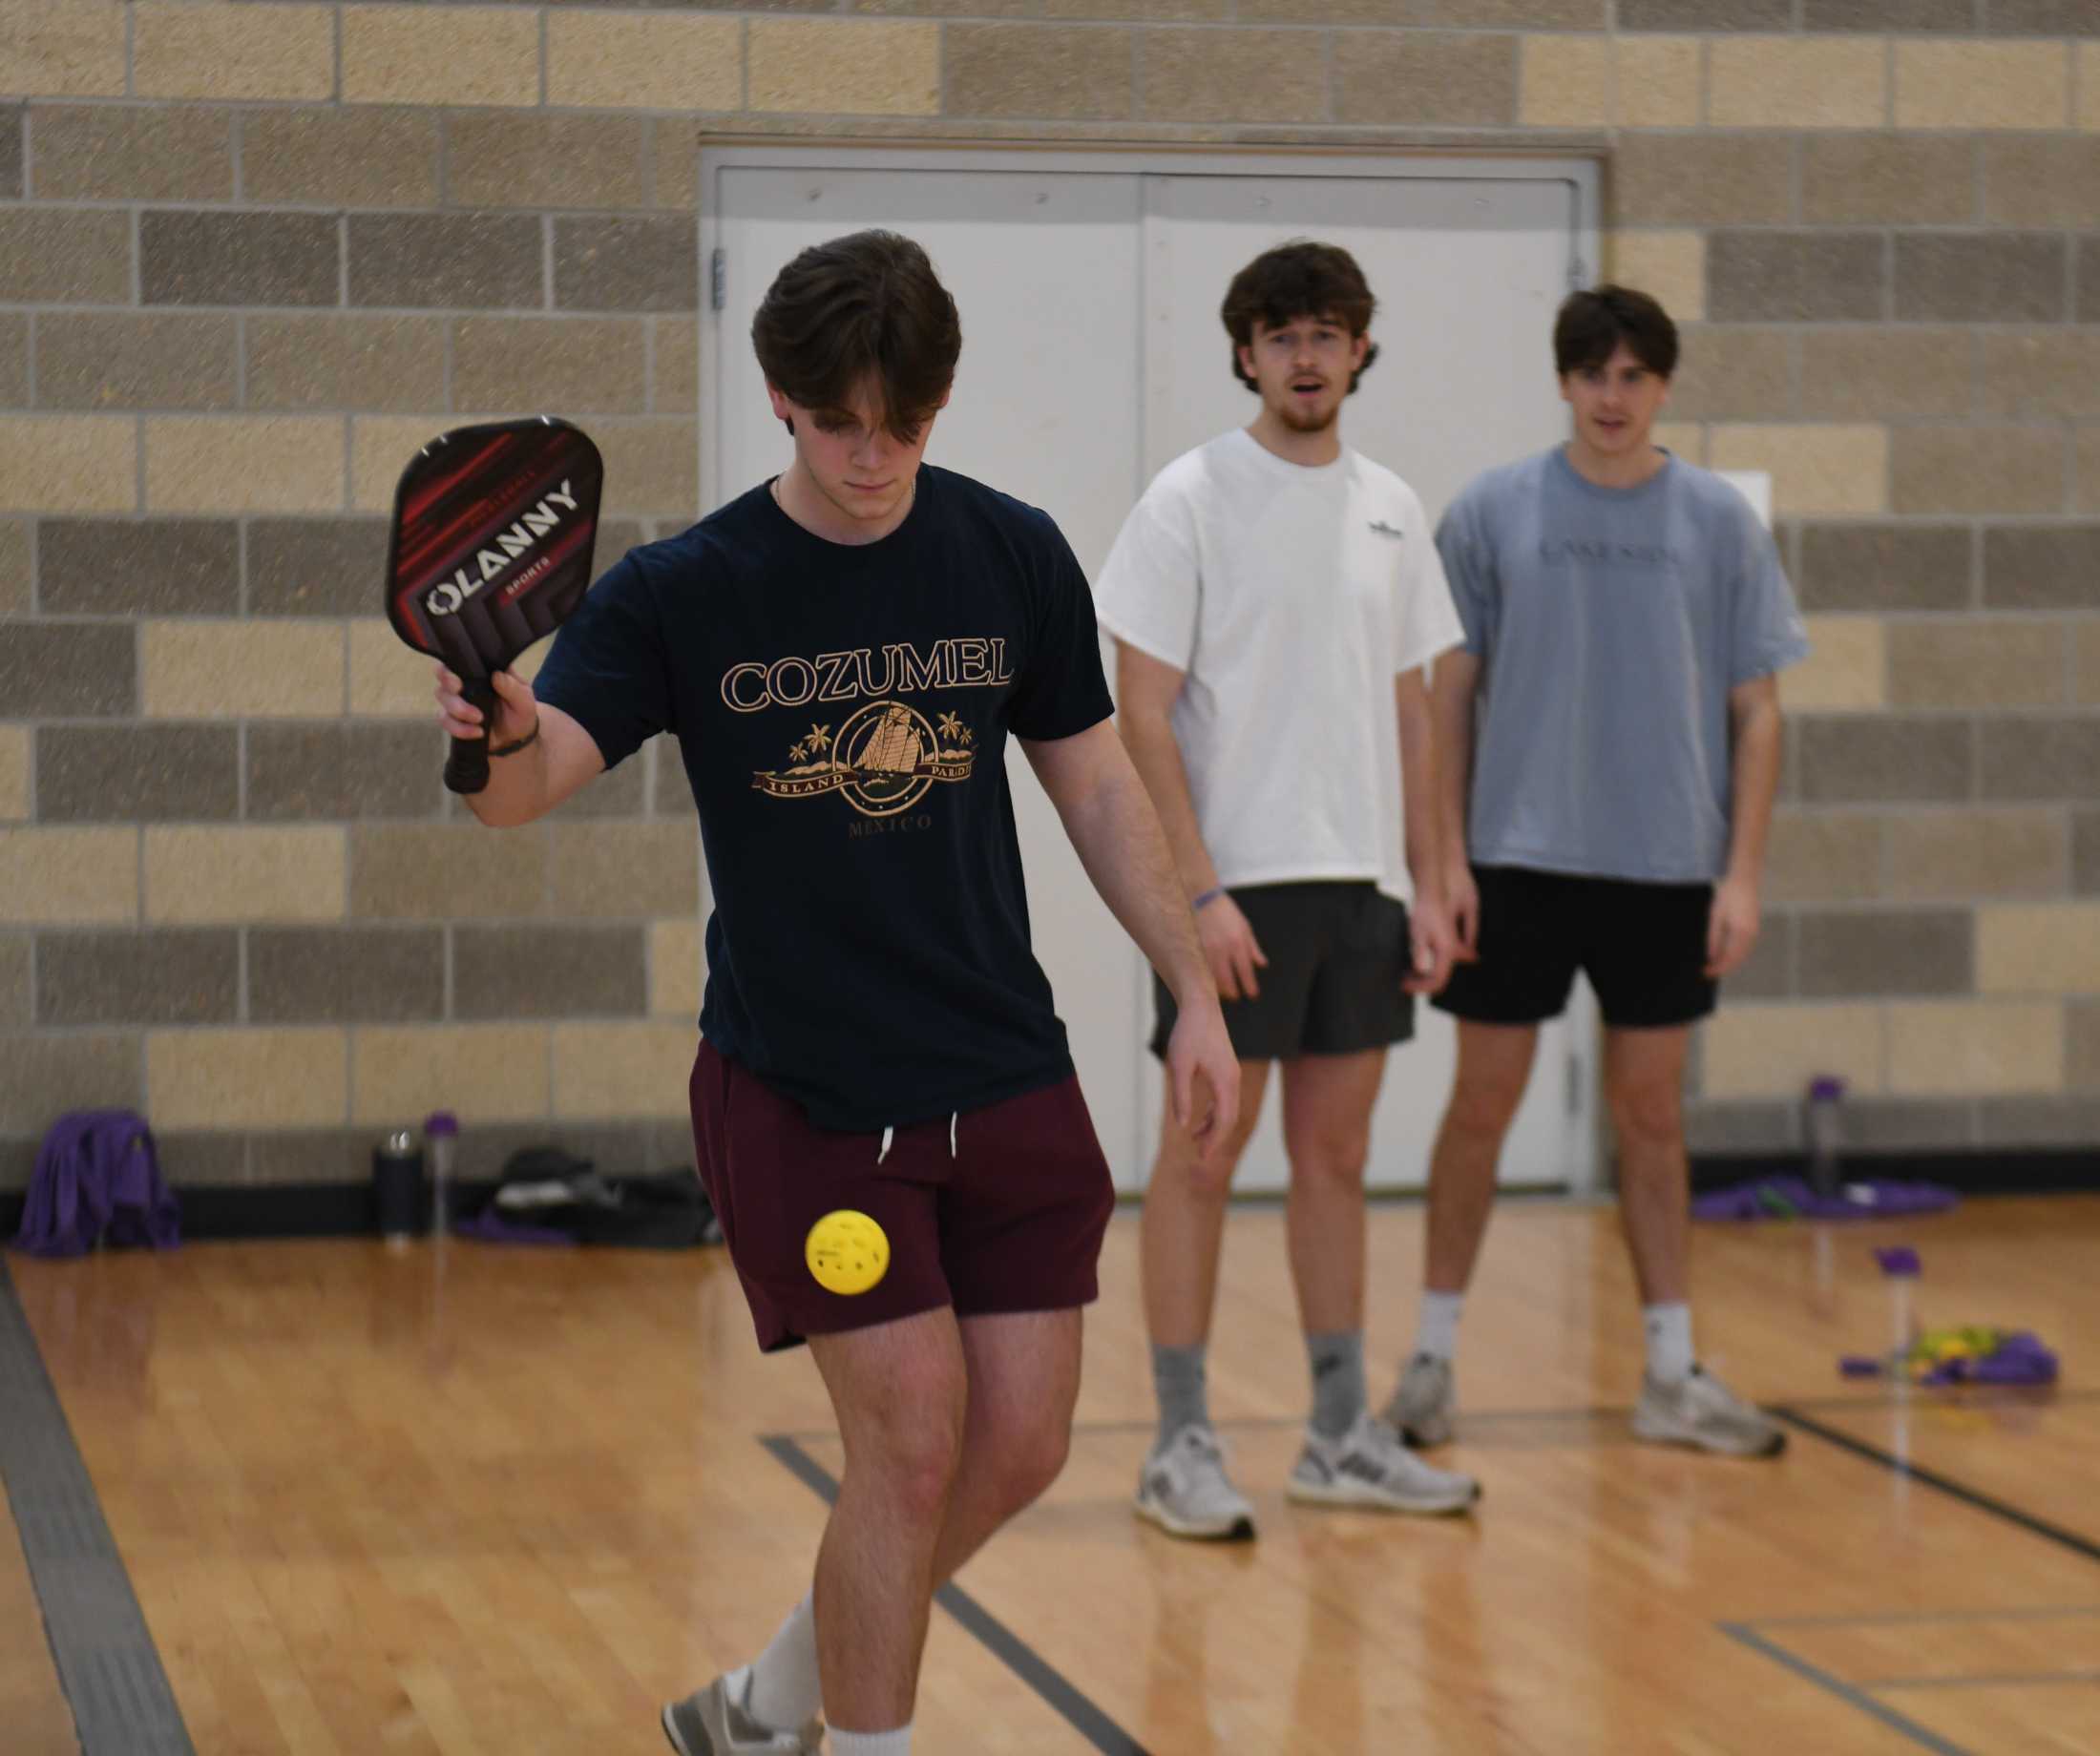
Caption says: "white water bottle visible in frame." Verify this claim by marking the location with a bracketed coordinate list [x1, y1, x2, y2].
[425, 1111, 458, 1234]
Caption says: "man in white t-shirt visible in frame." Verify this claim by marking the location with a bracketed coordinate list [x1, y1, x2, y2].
[1096, 240, 1480, 1539]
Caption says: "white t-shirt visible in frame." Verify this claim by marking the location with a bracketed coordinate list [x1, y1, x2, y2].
[1095, 429, 1464, 905]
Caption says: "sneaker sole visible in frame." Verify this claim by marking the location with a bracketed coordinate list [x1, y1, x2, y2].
[1630, 1412, 1788, 1458]
[1133, 1494, 1256, 1542]
[660, 1704, 709, 1756]
[1284, 1475, 1480, 1516]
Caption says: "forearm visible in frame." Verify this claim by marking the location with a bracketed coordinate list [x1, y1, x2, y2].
[1118, 711, 1220, 903]
[1724, 700, 1783, 884]
[1055, 754, 1213, 1004]
[463, 740, 556, 828]
[1396, 674, 1440, 893]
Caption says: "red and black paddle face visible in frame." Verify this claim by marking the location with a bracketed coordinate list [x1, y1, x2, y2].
[385, 417, 604, 795]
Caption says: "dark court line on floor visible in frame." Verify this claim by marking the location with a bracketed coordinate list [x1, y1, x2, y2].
[1770, 1405, 2100, 1567]
[1719, 1625, 1973, 1756]
[0, 1258, 195, 1755]
[760, 1435, 1152, 1756]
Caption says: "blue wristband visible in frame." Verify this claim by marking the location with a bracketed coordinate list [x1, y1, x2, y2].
[1191, 887, 1227, 912]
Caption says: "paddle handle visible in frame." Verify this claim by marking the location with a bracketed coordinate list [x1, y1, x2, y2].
[444, 678, 497, 796]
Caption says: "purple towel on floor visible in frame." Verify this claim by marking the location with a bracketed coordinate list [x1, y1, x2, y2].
[13, 1109, 180, 1259]
[452, 1209, 576, 1247]
[1690, 1175, 1960, 1223]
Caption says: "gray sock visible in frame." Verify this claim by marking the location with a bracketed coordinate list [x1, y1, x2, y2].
[1307, 1331, 1365, 1440]
[1152, 1342, 1209, 1451]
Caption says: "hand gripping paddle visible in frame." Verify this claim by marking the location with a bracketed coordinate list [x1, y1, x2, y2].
[385, 417, 605, 796]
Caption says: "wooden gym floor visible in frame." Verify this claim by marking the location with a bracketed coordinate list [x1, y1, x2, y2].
[3, 1195, 2095, 1755]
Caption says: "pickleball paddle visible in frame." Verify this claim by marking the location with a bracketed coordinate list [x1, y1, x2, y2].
[385, 417, 605, 795]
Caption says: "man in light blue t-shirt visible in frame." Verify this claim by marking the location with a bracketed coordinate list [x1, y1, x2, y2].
[1383, 285, 1809, 1460]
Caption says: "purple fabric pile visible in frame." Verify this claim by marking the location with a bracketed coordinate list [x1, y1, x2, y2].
[1691, 1175, 1960, 1223]
[13, 1109, 181, 1259]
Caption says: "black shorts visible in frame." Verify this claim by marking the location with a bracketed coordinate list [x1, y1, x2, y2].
[1150, 881, 1416, 1062]
[1433, 865, 1718, 1031]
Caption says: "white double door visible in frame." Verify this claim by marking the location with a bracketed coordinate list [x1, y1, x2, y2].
[700, 147, 1601, 1195]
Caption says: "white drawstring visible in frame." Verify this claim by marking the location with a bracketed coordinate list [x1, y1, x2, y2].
[875, 1116, 959, 1163]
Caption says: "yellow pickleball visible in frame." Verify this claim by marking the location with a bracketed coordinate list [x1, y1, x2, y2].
[806, 1209, 890, 1296]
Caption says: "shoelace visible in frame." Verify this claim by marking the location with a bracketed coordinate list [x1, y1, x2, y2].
[875, 1113, 960, 1164]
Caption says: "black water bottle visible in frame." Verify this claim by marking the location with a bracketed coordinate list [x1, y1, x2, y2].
[373, 1129, 426, 1247]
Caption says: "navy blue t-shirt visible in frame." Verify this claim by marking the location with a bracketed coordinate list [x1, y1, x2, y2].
[532, 466, 1114, 1132]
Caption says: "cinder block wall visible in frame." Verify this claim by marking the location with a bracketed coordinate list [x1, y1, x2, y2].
[0, 1, 2094, 1197]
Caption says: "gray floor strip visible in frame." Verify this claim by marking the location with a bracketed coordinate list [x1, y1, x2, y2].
[1719, 1624, 1974, 1756]
[0, 1258, 195, 1755]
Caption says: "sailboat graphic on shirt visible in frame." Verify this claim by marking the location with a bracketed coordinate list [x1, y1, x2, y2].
[754, 700, 976, 818]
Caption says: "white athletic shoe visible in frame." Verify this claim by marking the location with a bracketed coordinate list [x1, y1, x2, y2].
[1382, 1351, 1457, 1449]
[661, 1673, 823, 1755]
[1631, 1366, 1787, 1458]
[1287, 1412, 1480, 1516]
[1134, 1424, 1257, 1541]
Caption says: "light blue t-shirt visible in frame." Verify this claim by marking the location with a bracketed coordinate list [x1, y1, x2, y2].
[1438, 448, 1809, 884]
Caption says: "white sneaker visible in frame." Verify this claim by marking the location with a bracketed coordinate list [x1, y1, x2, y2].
[1134, 1424, 1257, 1541]
[1288, 1412, 1480, 1516]
[661, 1673, 822, 1755]
[1632, 1366, 1787, 1458]
[1382, 1351, 1456, 1448]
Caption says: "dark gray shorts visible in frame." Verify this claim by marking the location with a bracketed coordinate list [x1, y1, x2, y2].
[1150, 881, 1416, 1062]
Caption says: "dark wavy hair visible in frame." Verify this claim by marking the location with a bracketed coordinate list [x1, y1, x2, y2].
[1553, 283, 1679, 379]
[751, 230, 962, 437]
[1220, 240, 1380, 394]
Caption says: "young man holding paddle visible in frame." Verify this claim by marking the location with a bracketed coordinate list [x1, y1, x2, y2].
[434, 230, 1236, 1756]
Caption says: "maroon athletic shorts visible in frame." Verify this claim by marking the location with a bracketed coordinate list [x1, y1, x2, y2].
[689, 1041, 1116, 1353]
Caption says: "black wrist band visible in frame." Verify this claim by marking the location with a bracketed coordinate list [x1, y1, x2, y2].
[488, 721, 540, 758]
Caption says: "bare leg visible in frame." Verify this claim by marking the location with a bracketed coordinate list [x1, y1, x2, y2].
[806, 1309, 967, 1733]
[1279, 1050, 1386, 1335]
[1422, 1022, 1538, 1295]
[1603, 1025, 1695, 1307]
[1139, 1061, 1270, 1348]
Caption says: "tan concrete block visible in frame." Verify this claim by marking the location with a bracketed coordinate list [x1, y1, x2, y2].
[0, 1, 128, 97]
[350, 416, 451, 514]
[649, 918, 703, 1019]
[1888, 999, 2062, 1095]
[1521, 35, 1610, 128]
[2083, 45, 2099, 132]
[0, 726, 25, 822]
[145, 826, 346, 925]
[1614, 135, 1794, 227]
[1331, 31, 1515, 127]
[1804, 136, 1975, 226]
[1669, 327, 1793, 422]
[452, 320, 647, 418]
[134, 2, 333, 101]
[748, 20, 939, 116]
[948, 21, 1133, 121]
[1606, 232, 1705, 324]
[2082, 428, 2100, 515]
[1616, 36, 1700, 128]
[147, 1027, 346, 1129]
[351, 1024, 550, 1125]
[1783, 616, 1885, 711]
[1651, 422, 1707, 465]
[1799, 330, 1971, 422]
[350, 825, 547, 920]
[1896, 42, 2068, 130]
[246, 316, 450, 415]
[142, 623, 346, 721]
[2080, 623, 2100, 706]
[1978, 904, 2100, 994]
[1891, 426, 2066, 516]
[1702, 1002, 1885, 1098]
[547, 12, 742, 112]
[145, 418, 344, 515]
[597, 421, 699, 518]
[446, 114, 650, 211]
[1711, 425, 1887, 515]
[0, 828, 137, 924]
[1885, 810, 2066, 901]
[0, 520, 23, 618]
[551, 823, 700, 917]
[1980, 332, 2100, 421]
[1887, 619, 2066, 710]
[343, 5, 540, 109]
[1765, 810, 1882, 903]
[241, 110, 441, 209]
[1712, 37, 1886, 130]
[32, 105, 235, 202]
[0, 417, 134, 513]
[654, 319, 698, 414]
[552, 1020, 694, 1118]
[348, 621, 433, 721]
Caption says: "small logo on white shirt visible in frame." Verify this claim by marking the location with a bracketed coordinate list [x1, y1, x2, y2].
[1368, 520, 1405, 539]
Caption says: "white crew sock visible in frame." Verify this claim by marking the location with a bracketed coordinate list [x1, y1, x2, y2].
[1414, 1290, 1465, 1363]
[1643, 1303, 1695, 1385]
[742, 1593, 822, 1732]
[831, 1727, 913, 1755]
